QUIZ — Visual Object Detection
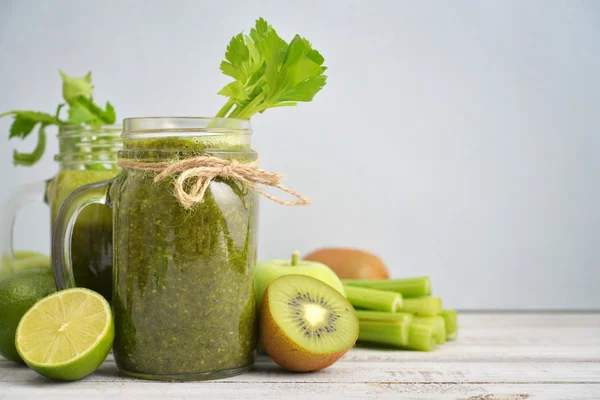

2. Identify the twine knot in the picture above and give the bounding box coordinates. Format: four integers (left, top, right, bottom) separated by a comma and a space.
117, 155, 310, 209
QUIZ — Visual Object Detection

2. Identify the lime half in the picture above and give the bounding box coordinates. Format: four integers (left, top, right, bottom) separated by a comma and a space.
15, 288, 114, 381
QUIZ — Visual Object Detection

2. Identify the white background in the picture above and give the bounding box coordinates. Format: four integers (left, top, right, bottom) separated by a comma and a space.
0, 0, 598, 309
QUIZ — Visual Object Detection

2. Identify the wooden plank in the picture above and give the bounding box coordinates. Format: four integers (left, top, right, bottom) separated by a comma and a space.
1, 382, 599, 400
245, 359, 599, 384
456, 329, 600, 345
457, 313, 600, 329
2, 356, 600, 384
348, 345, 600, 362
0, 313, 598, 400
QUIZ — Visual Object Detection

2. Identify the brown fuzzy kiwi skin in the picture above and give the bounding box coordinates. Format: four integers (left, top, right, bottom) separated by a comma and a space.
260, 284, 355, 372
303, 248, 389, 280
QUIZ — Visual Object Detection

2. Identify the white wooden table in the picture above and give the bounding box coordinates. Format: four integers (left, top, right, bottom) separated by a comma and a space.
1, 313, 599, 399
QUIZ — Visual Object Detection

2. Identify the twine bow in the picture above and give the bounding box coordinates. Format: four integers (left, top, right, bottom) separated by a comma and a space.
117, 156, 311, 209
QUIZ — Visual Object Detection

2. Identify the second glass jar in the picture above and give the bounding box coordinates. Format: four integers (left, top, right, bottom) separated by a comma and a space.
1, 124, 121, 299
48, 125, 121, 300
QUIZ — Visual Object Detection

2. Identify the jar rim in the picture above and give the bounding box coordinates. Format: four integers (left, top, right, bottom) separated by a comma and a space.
54, 151, 121, 166
122, 117, 252, 137
58, 124, 122, 138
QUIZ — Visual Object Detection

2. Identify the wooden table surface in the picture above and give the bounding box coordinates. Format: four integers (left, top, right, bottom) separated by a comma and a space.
1, 312, 599, 399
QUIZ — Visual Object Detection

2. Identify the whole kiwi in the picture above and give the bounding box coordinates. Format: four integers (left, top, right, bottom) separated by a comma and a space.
303, 248, 389, 280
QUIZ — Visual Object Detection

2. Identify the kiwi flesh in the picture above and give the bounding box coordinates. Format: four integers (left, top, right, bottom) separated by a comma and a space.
260, 274, 359, 372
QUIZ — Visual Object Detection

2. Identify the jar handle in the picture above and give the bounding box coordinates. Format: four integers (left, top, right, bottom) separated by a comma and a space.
52, 178, 115, 290
0, 179, 51, 279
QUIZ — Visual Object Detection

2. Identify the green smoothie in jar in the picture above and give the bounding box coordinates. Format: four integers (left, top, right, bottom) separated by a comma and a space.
109, 123, 258, 379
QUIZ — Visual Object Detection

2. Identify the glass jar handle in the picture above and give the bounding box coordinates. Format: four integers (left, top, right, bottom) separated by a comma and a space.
0, 180, 51, 279
52, 179, 115, 290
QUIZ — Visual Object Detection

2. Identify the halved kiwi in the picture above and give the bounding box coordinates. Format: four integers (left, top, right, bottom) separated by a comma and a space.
260, 274, 359, 372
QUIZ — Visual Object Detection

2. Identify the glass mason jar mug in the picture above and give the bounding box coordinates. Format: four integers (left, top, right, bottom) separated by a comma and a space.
53, 117, 259, 381
1, 124, 121, 300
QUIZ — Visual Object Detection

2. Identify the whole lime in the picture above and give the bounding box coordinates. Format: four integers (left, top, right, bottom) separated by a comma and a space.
0, 269, 56, 362
1, 251, 52, 281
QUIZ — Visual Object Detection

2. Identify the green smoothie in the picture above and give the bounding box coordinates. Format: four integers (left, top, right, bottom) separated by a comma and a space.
48, 169, 118, 300
111, 136, 258, 380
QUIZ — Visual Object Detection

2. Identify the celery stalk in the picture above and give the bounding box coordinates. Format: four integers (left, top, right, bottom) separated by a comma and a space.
441, 309, 458, 340
357, 314, 436, 351
355, 310, 413, 322
344, 285, 402, 312
412, 316, 446, 344
406, 324, 436, 351
398, 297, 442, 316
358, 319, 411, 347
355, 311, 413, 346
342, 277, 431, 298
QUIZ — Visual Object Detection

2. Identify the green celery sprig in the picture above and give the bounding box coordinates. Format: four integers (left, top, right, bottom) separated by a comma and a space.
0, 71, 116, 166
216, 18, 327, 120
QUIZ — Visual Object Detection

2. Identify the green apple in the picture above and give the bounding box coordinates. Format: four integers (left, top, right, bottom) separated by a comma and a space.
253, 251, 345, 309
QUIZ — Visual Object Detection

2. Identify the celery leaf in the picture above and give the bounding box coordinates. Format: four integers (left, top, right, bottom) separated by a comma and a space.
216, 18, 327, 119
60, 70, 93, 105
1, 71, 117, 166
